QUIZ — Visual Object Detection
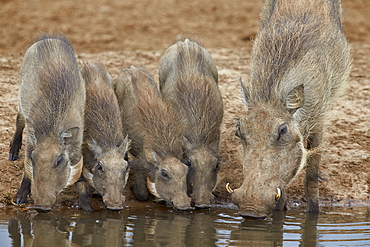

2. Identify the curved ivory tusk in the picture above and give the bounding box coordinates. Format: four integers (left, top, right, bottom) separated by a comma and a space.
226, 183, 234, 193
276, 188, 281, 201
24, 156, 33, 180
147, 177, 161, 199
66, 158, 84, 188
82, 166, 94, 188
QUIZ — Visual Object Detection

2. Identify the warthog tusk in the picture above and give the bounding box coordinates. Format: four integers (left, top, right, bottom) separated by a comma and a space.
226, 183, 234, 193
147, 177, 161, 199
276, 188, 281, 201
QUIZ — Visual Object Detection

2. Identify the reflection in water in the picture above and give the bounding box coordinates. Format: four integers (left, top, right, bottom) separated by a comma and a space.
301, 213, 319, 247
3, 206, 370, 246
229, 211, 286, 246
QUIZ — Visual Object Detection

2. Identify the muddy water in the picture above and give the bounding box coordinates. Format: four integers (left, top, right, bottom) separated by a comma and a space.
0, 203, 370, 246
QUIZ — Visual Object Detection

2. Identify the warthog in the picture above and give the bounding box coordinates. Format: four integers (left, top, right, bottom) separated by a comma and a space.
114, 66, 192, 210
9, 34, 85, 211
76, 62, 130, 211
227, 0, 351, 217
159, 39, 224, 208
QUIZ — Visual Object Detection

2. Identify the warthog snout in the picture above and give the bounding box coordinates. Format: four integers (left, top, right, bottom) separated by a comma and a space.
103, 193, 125, 210
172, 199, 193, 211
231, 184, 283, 218
31, 188, 56, 212
32, 199, 55, 212
189, 182, 215, 208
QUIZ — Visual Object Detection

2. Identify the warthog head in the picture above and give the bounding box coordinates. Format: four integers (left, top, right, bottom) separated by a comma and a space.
184, 144, 220, 208
83, 137, 130, 210
28, 127, 83, 211
229, 84, 308, 218
145, 150, 192, 211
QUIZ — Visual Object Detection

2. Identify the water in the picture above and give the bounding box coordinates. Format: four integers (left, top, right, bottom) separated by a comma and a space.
0, 204, 370, 246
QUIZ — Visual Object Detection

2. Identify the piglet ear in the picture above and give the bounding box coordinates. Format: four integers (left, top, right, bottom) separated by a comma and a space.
143, 147, 160, 167
118, 135, 131, 155
87, 138, 102, 158
240, 78, 250, 109
181, 136, 192, 154
286, 84, 304, 114
62, 127, 80, 146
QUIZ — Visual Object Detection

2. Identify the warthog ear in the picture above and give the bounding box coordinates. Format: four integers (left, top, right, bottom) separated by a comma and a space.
118, 135, 131, 155
181, 136, 192, 154
286, 84, 304, 114
62, 127, 80, 146
143, 147, 160, 167
240, 78, 250, 109
87, 138, 102, 158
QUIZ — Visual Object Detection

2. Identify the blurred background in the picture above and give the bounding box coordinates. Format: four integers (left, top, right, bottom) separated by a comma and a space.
0, 0, 369, 55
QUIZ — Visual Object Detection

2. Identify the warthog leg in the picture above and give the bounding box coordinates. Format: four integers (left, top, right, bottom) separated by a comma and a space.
305, 126, 323, 213
9, 112, 25, 161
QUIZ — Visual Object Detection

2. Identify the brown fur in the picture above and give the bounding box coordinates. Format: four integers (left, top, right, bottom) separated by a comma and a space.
232, 0, 351, 217
159, 39, 224, 208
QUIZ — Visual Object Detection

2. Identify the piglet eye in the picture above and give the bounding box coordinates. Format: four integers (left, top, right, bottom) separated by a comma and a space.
126, 161, 131, 172
56, 154, 67, 168
235, 129, 241, 138
30, 151, 35, 162
235, 119, 246, 142
160, 169, 170, 179
215, 159, 221, 172
277, 124, 288, 141
96, 162, 104, 173
235, 121, 241, 138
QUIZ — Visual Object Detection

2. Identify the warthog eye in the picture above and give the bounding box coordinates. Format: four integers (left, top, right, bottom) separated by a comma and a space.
55, 154, 67, 168
215, 159, 221, 172
125, 161, 131, 172
96, 162, 104, 173
235, 119, 246, 143
160, 169, 170, 180
277, 123, 288, 141
235, 121, 241, 138
29, 150, 35, 163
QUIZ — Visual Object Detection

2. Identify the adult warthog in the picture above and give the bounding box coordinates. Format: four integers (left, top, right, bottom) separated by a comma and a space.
227, 0, 351, 217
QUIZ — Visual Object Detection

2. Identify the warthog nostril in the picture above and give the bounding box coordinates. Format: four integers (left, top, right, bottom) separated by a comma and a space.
226, 182, 234, 193
275, 188, 281, 201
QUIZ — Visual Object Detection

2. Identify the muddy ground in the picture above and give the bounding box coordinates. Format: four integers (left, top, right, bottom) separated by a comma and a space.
0, 0, 369, 210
